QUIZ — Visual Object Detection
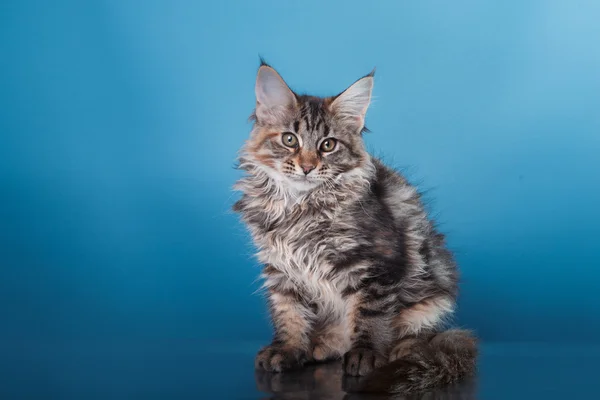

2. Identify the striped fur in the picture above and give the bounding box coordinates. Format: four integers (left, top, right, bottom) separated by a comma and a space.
233, 62, 477, 395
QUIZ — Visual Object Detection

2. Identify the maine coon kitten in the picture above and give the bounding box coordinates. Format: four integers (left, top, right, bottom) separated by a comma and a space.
233, 61, 477, 394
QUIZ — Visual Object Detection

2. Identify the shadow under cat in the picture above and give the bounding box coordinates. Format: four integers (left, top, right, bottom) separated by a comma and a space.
255, 361, 477, 400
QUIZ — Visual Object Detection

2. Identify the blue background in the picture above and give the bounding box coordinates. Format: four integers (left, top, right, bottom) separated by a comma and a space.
1, 0, 599, 350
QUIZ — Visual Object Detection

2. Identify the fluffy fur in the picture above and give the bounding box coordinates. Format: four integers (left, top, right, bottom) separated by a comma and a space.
233, 61, 477, 395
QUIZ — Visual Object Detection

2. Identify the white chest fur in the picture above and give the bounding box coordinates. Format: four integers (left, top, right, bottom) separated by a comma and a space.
252, 205, 353, 316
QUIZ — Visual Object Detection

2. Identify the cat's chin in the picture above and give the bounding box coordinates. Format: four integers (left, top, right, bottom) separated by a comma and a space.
285, 176, 320, 192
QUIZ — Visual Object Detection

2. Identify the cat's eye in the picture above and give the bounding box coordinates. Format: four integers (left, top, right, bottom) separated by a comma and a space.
282, 132, 298, 148
320, 138, 337, 153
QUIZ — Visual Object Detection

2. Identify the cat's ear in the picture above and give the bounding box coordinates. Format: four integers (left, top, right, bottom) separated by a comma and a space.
330, 71, 374, 132
255, 64, 297, 124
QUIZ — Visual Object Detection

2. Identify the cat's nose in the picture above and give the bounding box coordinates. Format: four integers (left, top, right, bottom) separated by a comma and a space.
301, 164, 316, 175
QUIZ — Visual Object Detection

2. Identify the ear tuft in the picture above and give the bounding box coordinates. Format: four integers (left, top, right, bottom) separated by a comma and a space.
258, 55, 270, 68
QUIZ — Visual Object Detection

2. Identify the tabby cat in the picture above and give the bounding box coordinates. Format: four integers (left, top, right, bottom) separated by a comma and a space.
233, 61, 477, 394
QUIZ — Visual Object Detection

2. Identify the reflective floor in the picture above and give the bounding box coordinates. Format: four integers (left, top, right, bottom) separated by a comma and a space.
2, 340, 599, 399
255, 361, 477, 400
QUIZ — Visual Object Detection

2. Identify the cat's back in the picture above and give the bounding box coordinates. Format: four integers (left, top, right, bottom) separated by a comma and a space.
367, 157, 428, 226
368, 156, 459, 294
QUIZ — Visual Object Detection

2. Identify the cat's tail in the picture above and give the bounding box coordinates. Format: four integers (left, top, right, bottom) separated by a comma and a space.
351, 329, 478, 395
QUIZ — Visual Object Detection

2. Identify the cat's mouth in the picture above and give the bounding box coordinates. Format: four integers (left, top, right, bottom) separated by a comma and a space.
289, 174, 312, 181
289, 174, 320, 184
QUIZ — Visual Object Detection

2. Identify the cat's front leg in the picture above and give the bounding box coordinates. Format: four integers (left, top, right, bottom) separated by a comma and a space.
256, 274, 314, 372
311, 322, 349, 362
342, 293, 389, 376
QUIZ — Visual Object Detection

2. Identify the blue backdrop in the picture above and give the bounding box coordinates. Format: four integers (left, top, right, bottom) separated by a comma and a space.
1, 0, 599, 346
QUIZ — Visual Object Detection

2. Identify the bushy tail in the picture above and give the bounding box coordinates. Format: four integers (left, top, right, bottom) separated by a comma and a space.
353, 329, 478, 395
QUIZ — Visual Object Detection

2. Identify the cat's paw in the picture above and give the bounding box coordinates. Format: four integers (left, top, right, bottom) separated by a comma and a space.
389, 337, 428, 362
255, 344, 307, 372
343, 347, 386, 376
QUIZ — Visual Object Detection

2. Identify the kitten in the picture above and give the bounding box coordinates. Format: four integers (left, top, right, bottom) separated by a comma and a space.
233, 61, 477, 395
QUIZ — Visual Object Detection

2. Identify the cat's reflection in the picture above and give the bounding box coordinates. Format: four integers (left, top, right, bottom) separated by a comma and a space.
255, 362, 477, 400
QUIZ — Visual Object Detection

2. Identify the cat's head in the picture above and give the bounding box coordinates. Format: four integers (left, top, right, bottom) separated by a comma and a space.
243, 61, 374, 192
